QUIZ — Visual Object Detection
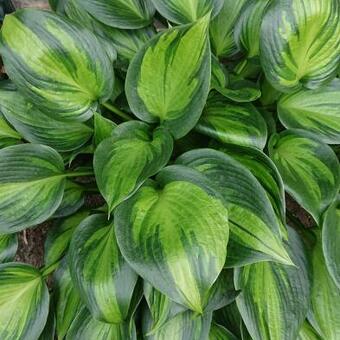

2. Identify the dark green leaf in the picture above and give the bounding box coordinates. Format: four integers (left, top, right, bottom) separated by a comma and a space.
0, 233, 17, 263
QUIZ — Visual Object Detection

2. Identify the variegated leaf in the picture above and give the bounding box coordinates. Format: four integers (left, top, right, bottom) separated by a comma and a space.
309, 231, 340, 340
260, 0, 340, 92
196, 95, 267, 149
66, 306, 137, 340
278, 78, 340, 144
177, 149, 292, 266
0, 9, 114, 121
209, 0, 248, 57
126, 17, 211, 139
94, 121, 173, 214
235, 227, 310, 340
269, 130, 340, 224
0, 84, 93, 152
143, 308, 212, 340
0, 144, 66, 233
74, 0, 155, 29
94, 112, 117, 147
209, 323, 238, 340
150, 0, 223, 24
298, 321, 321, 340
115, 165, 229, 313
69, 214, 138, 323
0, 233, 17, 263
0, 112, 20, 149
44, 210, 89, 267
0, 263, 49, 340
234, 0, 271, 59
322, 196, 340, 288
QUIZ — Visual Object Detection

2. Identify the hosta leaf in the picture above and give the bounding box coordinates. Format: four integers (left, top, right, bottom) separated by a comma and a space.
69, 214, 138, 323
0, 144, 66, 233
0, 233, 17, 263
0, 263, 49, 340
278, 78, 340, 144
298, 321, 321, 340
0, 9, 114, 121
209, 323, 238, 340
66, 306, 136, 340
53, 181, 85, 218
234, 0, 270, 59
94, 113, 117, 147
309, 231, 340, 340
126, 17, 211, 139
143, 308, 212, 340
260, 0, 340, 92
75, 0, 155, 29
44, 210, 89, 267
65, 0, 155, 63
269, 130, 340, 224
209, 0, 248, 57
94, 121, 173, 213
0, 86, 93, 152
115, 165, 229, 313
211, 56, 229, 89
0, 114, 20, 148
216, 144, 286, 223
39, 301, 56, 340
196, 96, 267, 149
322, 196, 340, 288
177, 149, 291, 266
150, 0, 223, 24
235, 227, 310, 340
54, 263, 84, 339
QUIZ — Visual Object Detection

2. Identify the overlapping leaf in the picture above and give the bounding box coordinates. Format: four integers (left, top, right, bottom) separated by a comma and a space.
126, 17, 211, 139
322, 196, 340, 288
0, 9, 114, 121
150, 0, 223, 24
269, 130, 340, 224
69, 214, 138, 323
177, 149, 291, 266
309, 231, 340, 340
196, 96, 267, 149
94, 112, 117, 147
278, 78, 340, 144
298, 321, 321, 340
0, 84, 93, 152
94, 121, 173, 213
209, 323, 238, 340
0, 144, 66, 233
115, 165, 229, 313
260, 0, 340, 92
74, 0, 155, 29
235, 227, 310, 340
0, 263, 49, 340
209, 0, 248, 57
0, 114, 20, 149
0, 234, 17, 263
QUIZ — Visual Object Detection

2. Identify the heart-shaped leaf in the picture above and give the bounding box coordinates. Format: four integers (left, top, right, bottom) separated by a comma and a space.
177, 149, 292, 266
322, 196, 340, 288
196, 96, 267, 149
209, 0, 248, 57
150, 0, 223, 24
94, 121, 173, 214
269, 130, 340, 224
0, 263, 49, 340
126, 16, 211, 139
0, 144, 66, 233
0, 233, 17, 263
74, 0, 155, 29
309, 231, 340, 340
278, 78, 340, 144
69, 214, 138, 323
0, 84, 93, 152
0, 9, 114, 121
115, 165, 229, 313
235, 227, 310, 340
260, 0, 340, 92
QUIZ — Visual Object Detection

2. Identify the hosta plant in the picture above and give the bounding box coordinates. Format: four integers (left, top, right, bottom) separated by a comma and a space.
0, 0, 339, 339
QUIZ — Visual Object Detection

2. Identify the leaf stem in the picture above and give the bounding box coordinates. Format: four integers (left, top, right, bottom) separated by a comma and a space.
41, 261, 61, 278
102, 102, 133, 121
65, 170, 94, 178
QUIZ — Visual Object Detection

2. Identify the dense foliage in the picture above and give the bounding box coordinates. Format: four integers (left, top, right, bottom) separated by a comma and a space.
0, 0, 339, 339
